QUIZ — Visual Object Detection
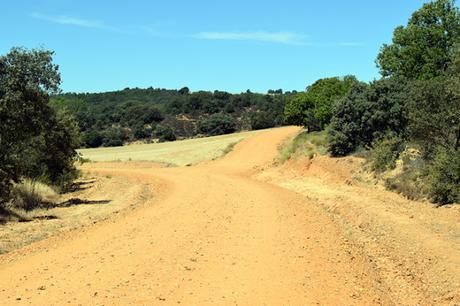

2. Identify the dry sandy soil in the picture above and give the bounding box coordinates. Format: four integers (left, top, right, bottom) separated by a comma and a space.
0, 126, 459, 305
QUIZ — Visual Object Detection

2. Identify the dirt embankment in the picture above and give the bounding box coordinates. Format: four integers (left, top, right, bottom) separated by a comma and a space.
0, 126, 459, 305
258, 154, 460, 305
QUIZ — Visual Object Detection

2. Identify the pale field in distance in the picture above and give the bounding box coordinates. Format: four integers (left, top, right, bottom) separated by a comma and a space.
78, 130, 262, 166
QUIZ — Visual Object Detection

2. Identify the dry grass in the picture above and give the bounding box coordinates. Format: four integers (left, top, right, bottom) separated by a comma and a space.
11, 179, 59, 211
277, 130, 328, 164
0, 175, 154, 253
78, 130, 261, 166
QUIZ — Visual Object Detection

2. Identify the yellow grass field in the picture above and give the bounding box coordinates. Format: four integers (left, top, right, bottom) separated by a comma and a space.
78, 130, 262, 166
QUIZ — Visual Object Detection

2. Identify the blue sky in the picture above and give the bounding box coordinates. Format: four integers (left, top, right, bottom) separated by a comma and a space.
2, 0, 429, 93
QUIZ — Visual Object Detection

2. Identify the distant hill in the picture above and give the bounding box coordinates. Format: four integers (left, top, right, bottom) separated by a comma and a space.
51, 87, 295, 148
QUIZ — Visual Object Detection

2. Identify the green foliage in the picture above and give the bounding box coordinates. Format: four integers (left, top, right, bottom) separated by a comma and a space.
102, 127, 128, 147
133, 123, 152, 140
250, 111, 277, 130
20, 110, 81, 190
406, 46, 460, 158
55, 87, 289, 147
284, 93, 316, 126
84, 130, 104, 148
284, 76, 358, 131
0, 47, 62, 206
370, 135, 405, 173
407, 77, 458, 156
198, 113, 236, 136
154, 125, 176, 142
377, 0, 460, 80
427, 147, 460, 204
328, 78, 408, 156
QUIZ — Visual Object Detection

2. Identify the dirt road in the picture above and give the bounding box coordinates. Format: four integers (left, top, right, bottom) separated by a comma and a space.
0, 127, 459, 305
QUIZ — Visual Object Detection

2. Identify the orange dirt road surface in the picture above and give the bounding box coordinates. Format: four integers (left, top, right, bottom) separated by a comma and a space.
0, 126, 459, 305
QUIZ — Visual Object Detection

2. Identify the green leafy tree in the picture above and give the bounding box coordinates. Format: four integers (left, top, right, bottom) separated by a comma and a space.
198, 113, 236, 136
21, 110, 81, 190
0, 47, 61, 205
428, 147, 460, 204
250, 111, 277, 130
178, 86, 190, 95
284, 76, 357, 131
328, 78, 408, 156
407, 47, 460, 156
377, 0, 460, 80
84, 129, 104, 148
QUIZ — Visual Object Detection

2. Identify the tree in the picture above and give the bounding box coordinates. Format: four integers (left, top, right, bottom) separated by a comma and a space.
154, 125, 176, 142
0, 47, 61, 205
284, 93, 317, 128
250, 111, 276, 130
198, 113, 236, 136
21, 110, 81, 190
328, 78, 408, 156
178, 86, 190, 95
84, 129, 104, 148
284, 76, 358, 131
406, 46, 460, 157
377, 0, 460, 80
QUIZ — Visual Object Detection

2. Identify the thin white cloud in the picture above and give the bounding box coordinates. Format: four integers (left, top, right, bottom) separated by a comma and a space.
194, 31, 308, 45
30, 12, 118, 31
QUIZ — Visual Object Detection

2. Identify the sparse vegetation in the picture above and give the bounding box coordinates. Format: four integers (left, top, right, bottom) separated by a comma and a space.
11, 179, 58, 211
278, 130, 328, 163
384, 150, 429, 200
370, 135, 405, 173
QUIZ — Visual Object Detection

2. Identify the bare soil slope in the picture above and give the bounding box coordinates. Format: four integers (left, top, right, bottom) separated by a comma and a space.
0, 127, 459, 305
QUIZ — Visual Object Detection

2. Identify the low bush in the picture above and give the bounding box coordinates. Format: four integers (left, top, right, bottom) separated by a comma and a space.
370, 135, 404, 173
278, 130, 328, 163
250, 111, 276, 130
11, 179, 58, 211
154, 125, 176, 142
384, 151, 428, 200
427, 147, 460, 205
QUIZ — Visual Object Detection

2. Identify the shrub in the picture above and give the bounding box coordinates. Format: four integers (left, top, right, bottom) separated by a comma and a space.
11, 179, 58, 211
278, 130, 328, 163
154, 125, 176, 142
370, 135, 404, 173
102, 127, 128, 147
84, 130, 104, 148
384, 151, 428, 200
250, 111, 276, 130
427, 147, 460, 204
328, 78, 407, 156
133, 124, 152, 139
198, 113, 236, 136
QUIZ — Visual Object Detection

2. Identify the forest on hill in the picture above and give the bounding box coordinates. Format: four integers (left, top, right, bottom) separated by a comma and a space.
52, 87, 293, 147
